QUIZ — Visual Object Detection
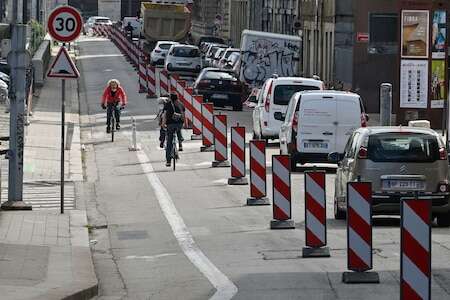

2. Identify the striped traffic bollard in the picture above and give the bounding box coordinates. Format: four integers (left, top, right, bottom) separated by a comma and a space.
158, 68, 170, 97
138, 54, 147, 93
177, 80, 192, 129
146, 64, 156, 98
270, 155, 295, 229
191, 95, 203, 140
247, 140, 270, 206
342, 181, 379, 284
302, 171, 330, 257
401, 196, 431, 300
212, 115, 230, 168
200, 103, 215, 152
228, 125, 248, 185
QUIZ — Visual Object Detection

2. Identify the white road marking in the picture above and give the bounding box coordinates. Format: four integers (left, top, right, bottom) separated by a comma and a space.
135, 143, 238, 300
124, 253, 177, 261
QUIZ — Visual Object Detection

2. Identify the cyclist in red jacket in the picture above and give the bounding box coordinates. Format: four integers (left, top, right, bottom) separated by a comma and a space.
101, 79, 127, 133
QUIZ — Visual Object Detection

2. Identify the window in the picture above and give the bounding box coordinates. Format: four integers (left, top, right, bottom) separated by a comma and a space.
368, 133, 439, 162
173, 47, 200, 58
159, 44, 173, 50
273, 84, 320, 105
203, 71, 236, 80
345, 133, 360, 158
368, 13, 398, 55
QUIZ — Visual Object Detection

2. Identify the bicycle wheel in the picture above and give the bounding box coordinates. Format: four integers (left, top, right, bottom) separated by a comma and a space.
111, 116, 115, 142
172, 137, 177, 171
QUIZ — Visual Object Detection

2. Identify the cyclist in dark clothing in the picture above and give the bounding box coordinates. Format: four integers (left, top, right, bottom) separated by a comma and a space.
162, 93, 185, 167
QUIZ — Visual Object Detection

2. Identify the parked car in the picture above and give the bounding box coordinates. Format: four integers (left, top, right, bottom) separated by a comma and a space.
211, 48, 226, 68
204, 44, 227, 67
150, 41, 179, 66
165, 44, 202, 73
197, 36, 226, 47
329, 126, 450, 226
218, 48, 240, 69
83, 16, 100, 34
193, 68, 244, 111
0, 79, 8, 104
252, 76, 324, 141
94, 17, 113, 27
280, 91, 367, 169
223, 52, 240, 71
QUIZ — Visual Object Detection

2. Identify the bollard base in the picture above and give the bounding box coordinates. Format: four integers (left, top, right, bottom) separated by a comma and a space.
302, 246, 330, 258
146, 94, 156, 99
1, 200, 32, 211
270, 219, 295, 229
200, 145, 215, 152
129, 146, 140, 151
342, 271, 380, 284
212, 160, 230, 168
191, 135, 202, 140
247, 197, 270, 206
228, 177, 248, 185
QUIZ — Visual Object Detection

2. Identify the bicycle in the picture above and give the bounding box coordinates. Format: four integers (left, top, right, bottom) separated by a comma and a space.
107, 103, 123, 142
171, 132, 179, 171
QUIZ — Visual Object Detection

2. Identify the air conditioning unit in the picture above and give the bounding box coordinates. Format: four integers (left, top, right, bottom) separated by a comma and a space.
1, 39, 11, 59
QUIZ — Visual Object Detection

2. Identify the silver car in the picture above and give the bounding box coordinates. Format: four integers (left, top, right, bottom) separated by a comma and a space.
329, 126, 450, 227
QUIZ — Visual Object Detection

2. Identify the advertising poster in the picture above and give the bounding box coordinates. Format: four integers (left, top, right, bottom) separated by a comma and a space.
431, 60, 446, 108
401, 10, 429, 58
432, 11, 447, 59
400, 60, 428, 108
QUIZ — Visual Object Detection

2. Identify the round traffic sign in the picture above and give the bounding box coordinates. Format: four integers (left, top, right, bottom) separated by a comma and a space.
47, 6, 83, 43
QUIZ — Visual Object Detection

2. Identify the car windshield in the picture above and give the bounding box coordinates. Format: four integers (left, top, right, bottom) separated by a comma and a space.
203, 71, 236, 80
173, 47, 199, 57
225, 50, 239, 59
159, 44, 173, 50
273, 84, 320, 105
368, 133, 440, 162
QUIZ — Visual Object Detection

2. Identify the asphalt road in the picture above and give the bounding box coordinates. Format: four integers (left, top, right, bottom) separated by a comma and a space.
77, 36, 450, 300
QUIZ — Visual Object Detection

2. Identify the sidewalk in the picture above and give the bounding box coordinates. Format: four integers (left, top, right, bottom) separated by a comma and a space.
0, 47, 98, 299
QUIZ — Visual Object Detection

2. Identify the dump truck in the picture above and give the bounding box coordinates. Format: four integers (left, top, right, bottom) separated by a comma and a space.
141, 1, 191, 51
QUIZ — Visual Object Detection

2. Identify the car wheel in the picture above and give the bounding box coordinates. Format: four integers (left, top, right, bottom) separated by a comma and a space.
436, 211, 450, 227
334, 197, 346, 220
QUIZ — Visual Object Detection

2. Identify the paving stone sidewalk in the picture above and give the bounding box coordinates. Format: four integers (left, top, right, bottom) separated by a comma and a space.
0, 47, 98, 299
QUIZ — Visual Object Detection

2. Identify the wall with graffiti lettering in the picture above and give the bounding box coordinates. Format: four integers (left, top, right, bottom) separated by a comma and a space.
240, 32, 301, 87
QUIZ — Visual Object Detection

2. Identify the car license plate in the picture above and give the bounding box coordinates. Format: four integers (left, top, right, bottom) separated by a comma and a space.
382, 180, 425, 191
212, 94, 228, 100
304, 142, 328, 149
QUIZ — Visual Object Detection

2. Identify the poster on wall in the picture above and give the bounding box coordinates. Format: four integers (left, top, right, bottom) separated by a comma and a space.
400, 60, 429, 108
431, 60, 446, 108
401, 10, 429, 58
432, 10, 447, 59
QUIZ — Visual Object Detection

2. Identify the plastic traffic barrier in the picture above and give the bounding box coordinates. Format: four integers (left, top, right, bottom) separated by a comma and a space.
303, 171, 330, 257
270, 155, 295, 229
342, 181, 379, 283
247, 140, 270, 205
228, 125, 248, 185
212, 114, 230, 167
200, 103, 214, 152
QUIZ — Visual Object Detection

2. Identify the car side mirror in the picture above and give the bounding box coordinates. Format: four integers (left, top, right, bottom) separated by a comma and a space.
328, 152, 343, 164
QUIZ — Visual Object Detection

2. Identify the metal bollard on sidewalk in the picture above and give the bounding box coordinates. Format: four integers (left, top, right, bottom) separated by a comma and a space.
129, 117, 139, 151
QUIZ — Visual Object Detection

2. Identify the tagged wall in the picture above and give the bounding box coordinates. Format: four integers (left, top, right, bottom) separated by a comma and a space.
240, 33, 301, 87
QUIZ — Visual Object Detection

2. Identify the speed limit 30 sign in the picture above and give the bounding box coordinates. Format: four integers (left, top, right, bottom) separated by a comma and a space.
48, 6, 83, 43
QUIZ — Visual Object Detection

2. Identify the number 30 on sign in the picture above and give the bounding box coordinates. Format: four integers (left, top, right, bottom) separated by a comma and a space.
47, 6, 83, 43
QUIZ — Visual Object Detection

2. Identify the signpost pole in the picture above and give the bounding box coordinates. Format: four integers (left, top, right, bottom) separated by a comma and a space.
61, 78, 65, 214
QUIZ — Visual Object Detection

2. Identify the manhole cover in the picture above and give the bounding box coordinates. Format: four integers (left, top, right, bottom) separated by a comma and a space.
116, 230, 149, 240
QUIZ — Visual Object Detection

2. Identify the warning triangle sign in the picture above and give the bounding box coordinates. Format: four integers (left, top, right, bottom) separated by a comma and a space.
47, 47, 80, 79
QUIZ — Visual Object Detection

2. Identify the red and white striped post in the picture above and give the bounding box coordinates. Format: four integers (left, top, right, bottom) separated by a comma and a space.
191, 95, 203, 140
138, 52, 147, 93
401, 197, 431, 300
212, 115, 230, 168
247, 140, 270, 206
201, 103, 215, 152
158, 68, 170, 97
183, 86, 193, 130
303, 171, 330, 257
343, 181, 379, 283
270, 155, 295, 229
228, 125, 248, 185
146, 64, 156, 98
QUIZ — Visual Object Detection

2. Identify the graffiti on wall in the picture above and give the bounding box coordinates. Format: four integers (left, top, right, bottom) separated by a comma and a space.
240, 38, 300, 87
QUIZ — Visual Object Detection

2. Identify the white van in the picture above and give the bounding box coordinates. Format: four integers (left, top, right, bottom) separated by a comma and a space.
280, 91, 367, 169
252, 76, 324, 140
